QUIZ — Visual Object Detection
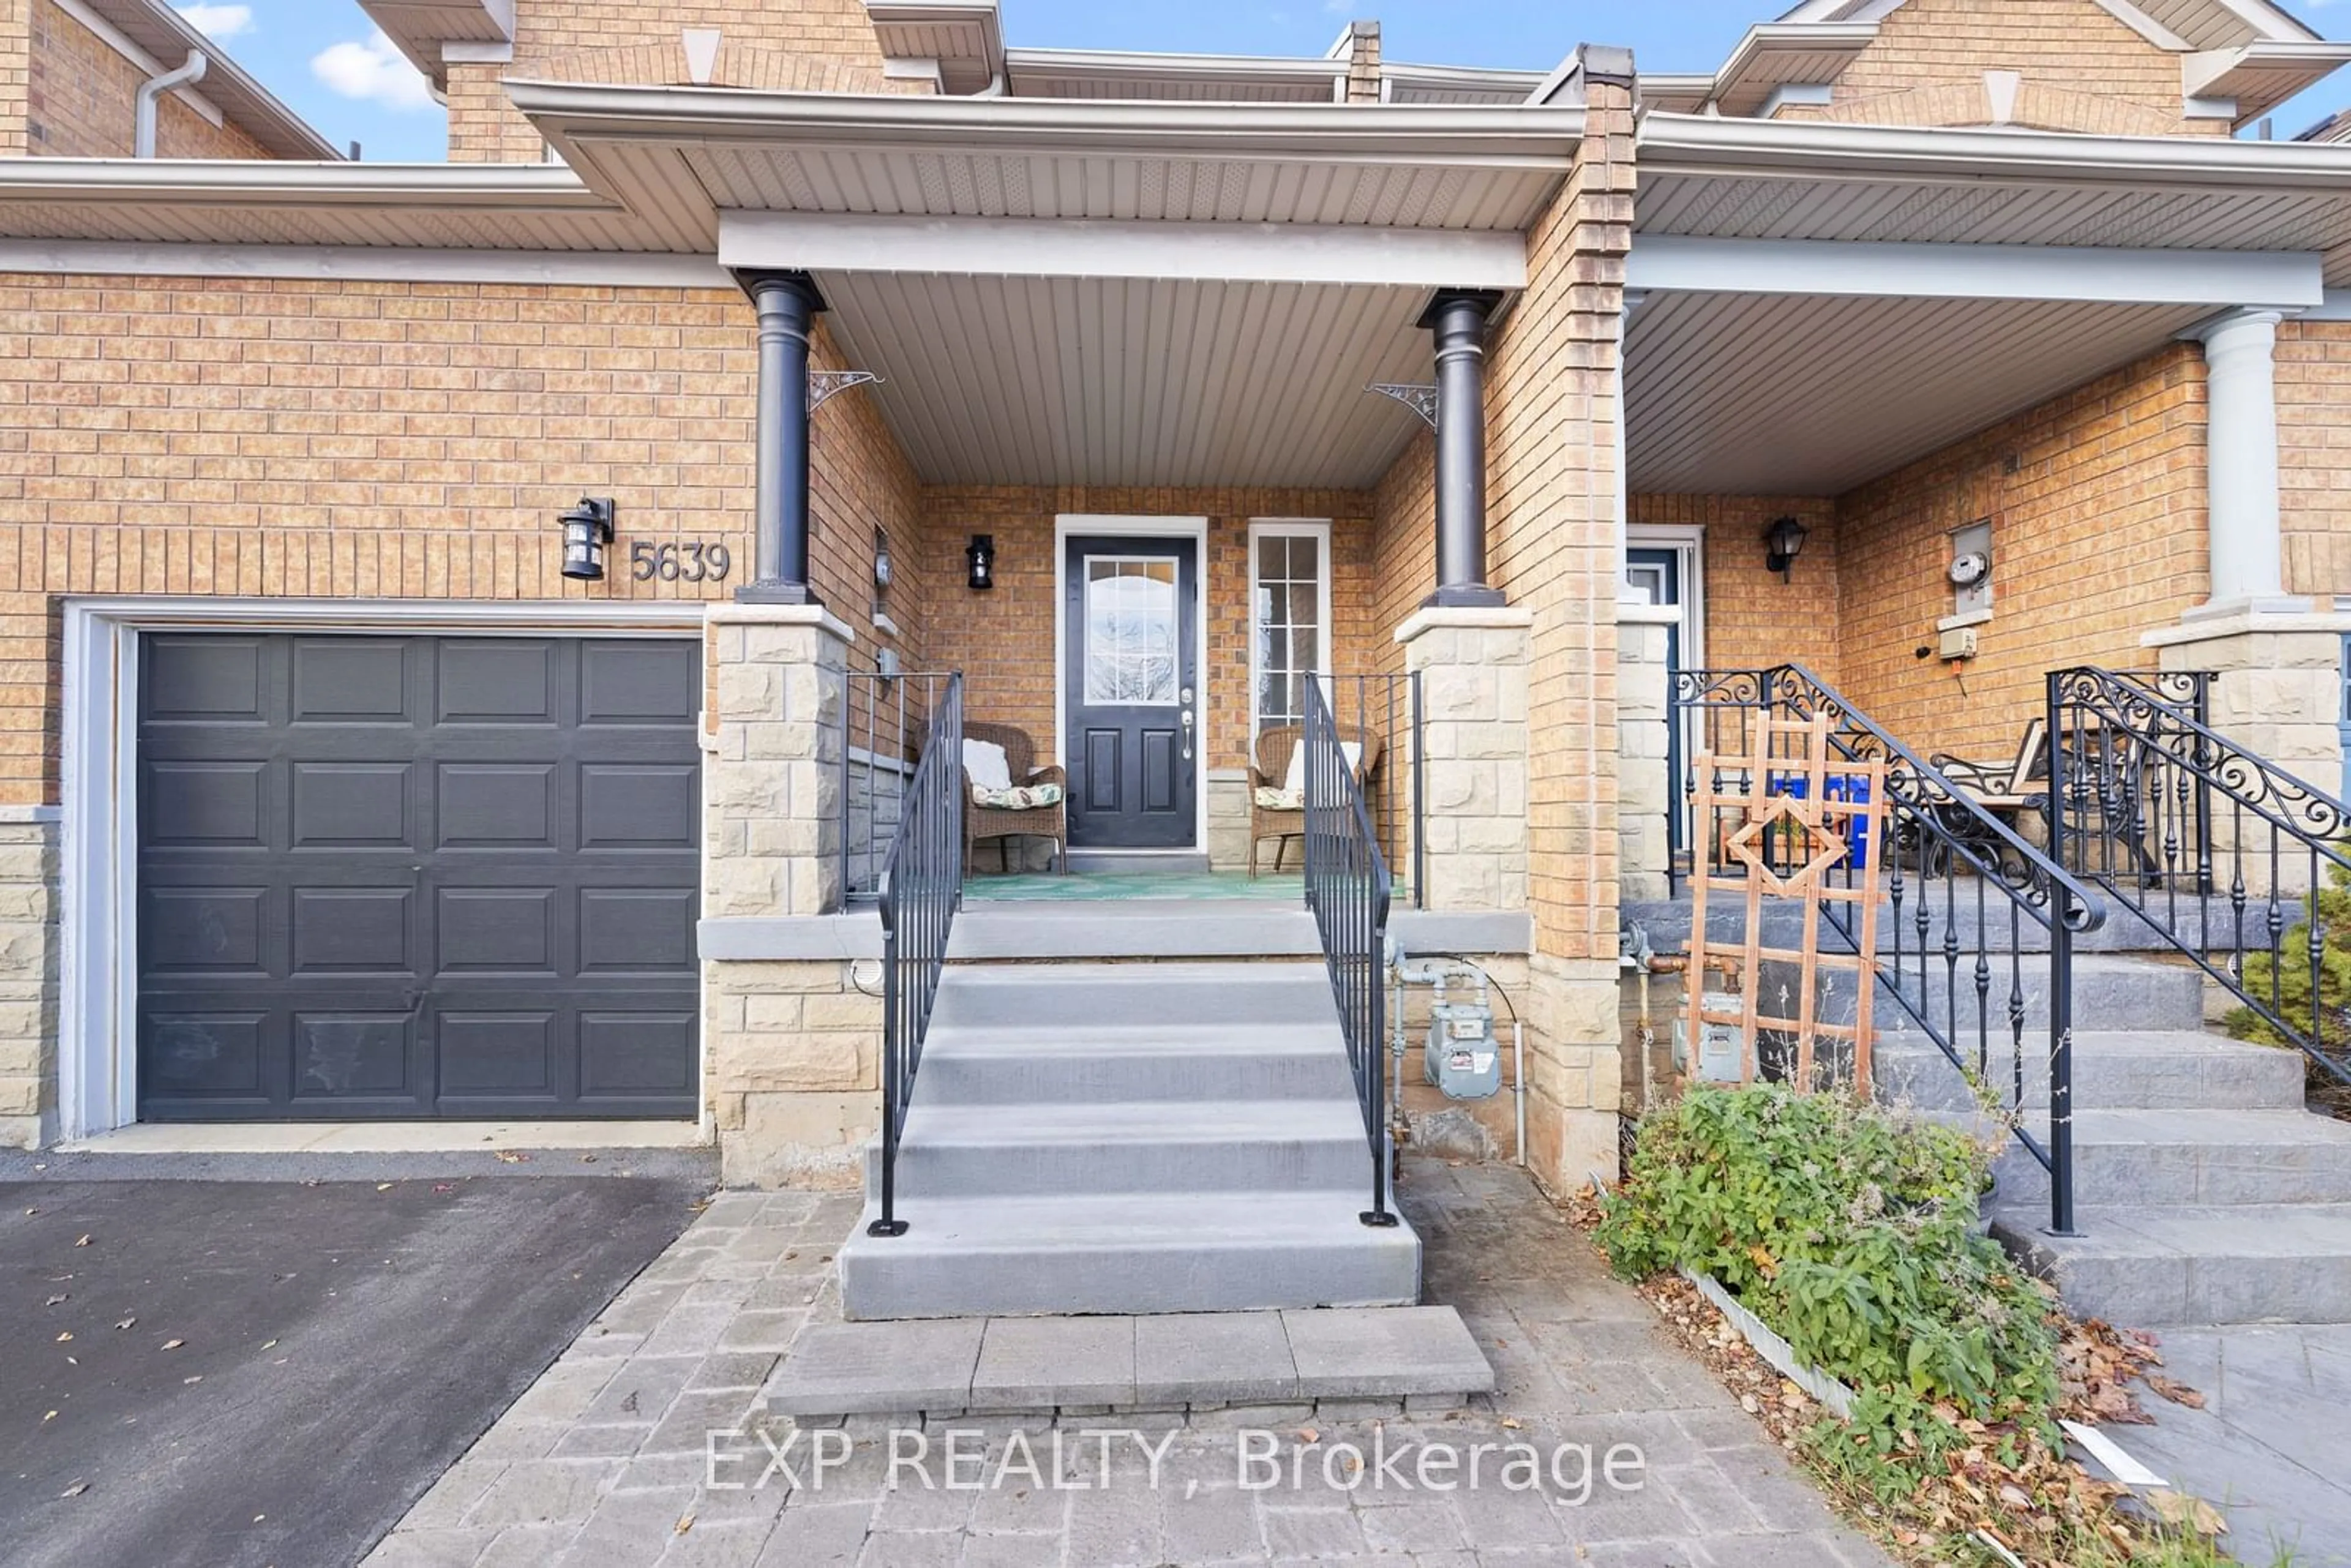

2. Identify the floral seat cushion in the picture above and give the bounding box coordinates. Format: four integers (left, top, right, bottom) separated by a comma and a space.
972, 781, 1065, 810
1253, 786, 1305, 811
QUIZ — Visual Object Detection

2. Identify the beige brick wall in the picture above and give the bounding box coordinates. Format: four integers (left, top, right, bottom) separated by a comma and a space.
0, 0, 27, 157
24, 0, 272, 159
1793, 0, 2215, 135
2277, 320, 2351, 598
1835, 345, 2207, 759
451, 0, 894, 161
0, 275, 923, 806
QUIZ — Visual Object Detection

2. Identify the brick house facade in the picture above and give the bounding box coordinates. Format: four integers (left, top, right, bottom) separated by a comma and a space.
0, 0, 2341, 1222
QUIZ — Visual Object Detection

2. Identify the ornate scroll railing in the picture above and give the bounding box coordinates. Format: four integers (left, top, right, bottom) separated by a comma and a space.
2050, 666, 2350, 1088
1670, 665, 2108, 1236
864, 673, 964, 1239
1302, 677, 1398, 1228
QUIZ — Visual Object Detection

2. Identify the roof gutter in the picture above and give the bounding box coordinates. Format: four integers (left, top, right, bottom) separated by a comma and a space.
1637, 110, 2351, 190
134, 49, 205, 159
0, 158, 617, 211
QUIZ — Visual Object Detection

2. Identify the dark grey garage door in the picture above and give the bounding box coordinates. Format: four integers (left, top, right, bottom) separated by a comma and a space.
137, 634, 702, 1121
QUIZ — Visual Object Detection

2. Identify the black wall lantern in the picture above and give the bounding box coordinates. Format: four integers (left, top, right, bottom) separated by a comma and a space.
559, 497, 616, 581
966, 533, 996, 591
1764, 515, 1809, 582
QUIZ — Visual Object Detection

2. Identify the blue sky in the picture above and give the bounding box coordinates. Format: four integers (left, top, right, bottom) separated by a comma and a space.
176, 1, 2351, 164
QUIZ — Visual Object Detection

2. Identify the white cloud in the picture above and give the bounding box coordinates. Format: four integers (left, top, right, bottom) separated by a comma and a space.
311, 29, 436, 111
174, 3, 252, 38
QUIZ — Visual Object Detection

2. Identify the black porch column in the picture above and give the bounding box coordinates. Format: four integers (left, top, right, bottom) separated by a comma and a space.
738, 270, 826, 604
1421, 289, 1506, 609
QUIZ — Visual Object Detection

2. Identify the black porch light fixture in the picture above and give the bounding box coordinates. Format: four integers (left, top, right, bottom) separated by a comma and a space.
966, 533, 997, 591
1764, 516, 1809, 582
559, 497, 616, 581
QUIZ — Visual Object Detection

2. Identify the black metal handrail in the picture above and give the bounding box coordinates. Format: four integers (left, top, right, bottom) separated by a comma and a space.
1305, 672, 1426, 909
2050, 665, 2351, 1088
866, 672, 964, 1239
838, 665, 954, 902
1301, 677, 1398, 1228
1670, 665, 2108, 1236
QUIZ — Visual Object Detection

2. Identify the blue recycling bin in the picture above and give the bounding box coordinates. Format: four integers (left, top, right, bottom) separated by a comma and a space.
1763, 772, 1873, 871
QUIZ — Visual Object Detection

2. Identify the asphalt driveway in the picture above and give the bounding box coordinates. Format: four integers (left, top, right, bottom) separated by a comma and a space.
0, 1168, 710, 1568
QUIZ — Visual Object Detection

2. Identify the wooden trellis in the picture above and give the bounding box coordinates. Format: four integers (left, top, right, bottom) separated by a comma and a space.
1686, 711, 1887, 1093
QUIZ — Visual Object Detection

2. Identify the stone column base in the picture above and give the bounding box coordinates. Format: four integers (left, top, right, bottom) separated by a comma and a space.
0, 811, 58, 1150
1396, 606, 1532, 912
1617, 604, 1678, 906
1520, 955, 1624, 1198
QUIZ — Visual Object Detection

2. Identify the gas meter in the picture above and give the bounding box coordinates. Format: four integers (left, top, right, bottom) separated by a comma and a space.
1423, 975, 1501, 1100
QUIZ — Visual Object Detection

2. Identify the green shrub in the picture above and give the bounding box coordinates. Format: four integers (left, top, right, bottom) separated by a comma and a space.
1596, 1085, 2058, 1430
2227, 859, 2351, 1057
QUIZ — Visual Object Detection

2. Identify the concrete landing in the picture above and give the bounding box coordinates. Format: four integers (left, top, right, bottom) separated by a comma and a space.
765, 1305, 1496, 1420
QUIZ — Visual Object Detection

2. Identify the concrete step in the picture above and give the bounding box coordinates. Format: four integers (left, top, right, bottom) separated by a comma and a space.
866, 1099, 1375, 1198
917, 1021, 1357, 1105
1848, 955, 2207, 1038
928, 961, 1338, 1030
1875, 1030, 2306, 1114
1991, 1202, 2351, 1326
1987, 1107, 2351, 1208
836, 1190, 1422, 1319
768, 1305, 1493, 1417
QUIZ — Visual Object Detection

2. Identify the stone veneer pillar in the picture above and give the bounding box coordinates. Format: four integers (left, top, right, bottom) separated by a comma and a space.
1396, 606, 1531, 911
2148, 607, 2349, 898
1616, 604, 1678, 904
0, 809, 59, 1149
703, 605, 882, 1187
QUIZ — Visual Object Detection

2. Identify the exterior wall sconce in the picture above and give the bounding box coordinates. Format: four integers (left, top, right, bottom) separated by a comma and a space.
559, 497, 616, 581
873, 530, 894, 593
966, 533, 996, 591
1764, 516, 1809, 582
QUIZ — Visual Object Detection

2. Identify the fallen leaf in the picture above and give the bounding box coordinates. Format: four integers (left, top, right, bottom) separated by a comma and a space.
182, 1376, 201, 1386
61, 1481, 88, 1498
2147, 1375, 2205, 1409
260, 1340, 277, 1351
114, 1319, 134, 1331
1295, 1427, 1319, 1444
160, 1339, 184, 1351
375, 1183, 393, 1192
1499, 1416, 1523, 1430
2145, 1490, 2229, 1537
54, 1332, 72, 1343
72, 1235, 90, 1248
673, 1513, 694, 1535
43, 1294, 66, 1307
42, 1410, 56, 1423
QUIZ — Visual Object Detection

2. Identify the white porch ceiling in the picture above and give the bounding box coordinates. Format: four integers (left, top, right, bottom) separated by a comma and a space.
1625, 291, 2210, 495
818, 273, 1431, 488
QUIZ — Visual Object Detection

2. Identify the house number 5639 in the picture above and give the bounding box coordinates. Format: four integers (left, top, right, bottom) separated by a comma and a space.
629, 541, 733, 582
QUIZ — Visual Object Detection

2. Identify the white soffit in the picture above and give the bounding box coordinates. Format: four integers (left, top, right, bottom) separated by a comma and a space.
1625, 291, 2210, 495
818, 273, 1431, 488
358, 0, 515, 84
719, 212, 1527, 289
1627, 235, 2322, 307
866, 1, 1003, 96
1003, 48, 1346, 102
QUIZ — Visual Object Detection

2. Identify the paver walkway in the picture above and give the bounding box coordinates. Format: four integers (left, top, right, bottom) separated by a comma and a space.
366, 1158, 1891, 1566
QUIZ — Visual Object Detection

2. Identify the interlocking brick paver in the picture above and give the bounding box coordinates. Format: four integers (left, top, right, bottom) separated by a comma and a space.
369, 1166, 1895, 1566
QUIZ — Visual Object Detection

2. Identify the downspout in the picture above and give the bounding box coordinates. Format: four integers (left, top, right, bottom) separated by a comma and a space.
135, 50, 208, 159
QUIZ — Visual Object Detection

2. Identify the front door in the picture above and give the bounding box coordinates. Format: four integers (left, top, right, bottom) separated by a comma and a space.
1063, 535, 1199, 849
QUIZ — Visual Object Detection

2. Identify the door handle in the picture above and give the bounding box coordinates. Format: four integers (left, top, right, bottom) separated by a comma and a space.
1180, 708, 1194, 762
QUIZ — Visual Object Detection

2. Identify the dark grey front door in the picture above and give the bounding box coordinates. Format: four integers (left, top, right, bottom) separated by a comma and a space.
1063, 535, 1199, 850
136, 634, 702, 1121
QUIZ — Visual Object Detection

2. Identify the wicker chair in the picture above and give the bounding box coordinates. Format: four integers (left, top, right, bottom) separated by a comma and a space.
1247, 724, 1384, 877
963, 721, 1067, 875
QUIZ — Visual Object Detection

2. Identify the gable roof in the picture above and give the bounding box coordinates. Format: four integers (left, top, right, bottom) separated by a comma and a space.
78, 0, 342, 159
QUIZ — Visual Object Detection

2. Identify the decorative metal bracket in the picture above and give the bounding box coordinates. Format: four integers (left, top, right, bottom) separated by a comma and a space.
808, 369, 884, 413
1367, 381, 1439, 430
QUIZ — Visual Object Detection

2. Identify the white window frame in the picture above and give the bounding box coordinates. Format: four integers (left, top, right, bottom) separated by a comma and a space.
57, 598, 708, 1142
1246, 519, 1335, 760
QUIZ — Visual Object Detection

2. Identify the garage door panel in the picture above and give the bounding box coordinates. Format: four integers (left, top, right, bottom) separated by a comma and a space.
580, 640, 699, 725
437, 1011, 557, 1097
143, 1010, 269, 1098
437, 763, 557, 849
579, 887, 696, 973
290, 887, 415, 975
437, 887, 558, 976
579, 1011, 697, 1097
290, 639, 411, 724
438, 642, 557, 724
146, 760, 269, 847
144, 637, 267, 724
580, 763, 697, 850
292, 762, 413, 848
138, 634, 702, 1122
143, 887, 269, 973
293, 1013, 418, 1098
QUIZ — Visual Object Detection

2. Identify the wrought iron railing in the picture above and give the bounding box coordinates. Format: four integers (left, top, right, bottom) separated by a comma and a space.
1308, 672, 1425, 908
838, 665, 954, 902
1301, 677, 1398, 1228
865, 673, 964, 1239
2050, 666, 2350, 1089
1670, 666, 2108, 1236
